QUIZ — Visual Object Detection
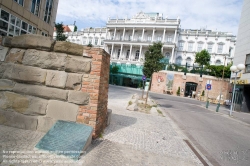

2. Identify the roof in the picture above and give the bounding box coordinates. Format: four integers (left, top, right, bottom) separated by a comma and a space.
54, 25, 72, 32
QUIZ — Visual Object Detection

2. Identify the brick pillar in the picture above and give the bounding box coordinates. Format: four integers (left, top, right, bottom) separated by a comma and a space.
77, 47, 110, 139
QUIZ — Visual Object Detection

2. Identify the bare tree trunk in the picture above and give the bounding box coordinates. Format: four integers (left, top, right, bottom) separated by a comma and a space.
141, 81, 145, 99
145, 75, 153, 108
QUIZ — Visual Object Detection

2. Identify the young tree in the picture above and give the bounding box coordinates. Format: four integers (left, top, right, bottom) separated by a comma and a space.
74, 25, 77, 32
55, 22, 67, 41
195, 49, 211, 66
143, 42, 165, 105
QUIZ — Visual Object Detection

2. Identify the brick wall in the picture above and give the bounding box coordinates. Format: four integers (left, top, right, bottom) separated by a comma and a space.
151, 71, 231, 101
0, 34, 110, 138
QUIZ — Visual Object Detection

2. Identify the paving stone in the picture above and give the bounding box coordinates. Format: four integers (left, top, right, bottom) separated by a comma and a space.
0, 79, 15, 91
68, 91, 89, 104
23, 49, 67, 70
45, 70, 68, 88
65, 73, 82, 90
5, 48, 25, 64
13, 83, 68, 101
65, 55, 91, 73
0, 46, 9, 62
46, 100, 79, 122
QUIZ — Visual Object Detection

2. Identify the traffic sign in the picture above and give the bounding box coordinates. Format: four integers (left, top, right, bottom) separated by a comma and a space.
206, 84, 212, 90
142, 75, 146, 81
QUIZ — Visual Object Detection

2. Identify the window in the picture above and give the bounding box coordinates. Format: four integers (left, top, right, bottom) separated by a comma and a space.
188, 43, 193, 52
109, 49, 111, 54
207, 44, 213, 53
246, 54, 250, 73
147, 35, 152, 42
44, 0, 53, 23
28, 25, 33, 33
135, 50, 140, 60
197, 43, 203, 52
88, 37, 92, 44
10, 15, 16, 25
16, 18, 21, 27
15, 27, 20, 35
0, 30, 7, 36
1, 10, 9, 22
157, 36, 162, 41
166, 36, 172, 43
32, 27, 37, 34
22, 21, 28, 31
117, 49, 121, 58
186, 57, 191, 65
0, 20, 8, 31
14, 0, 24, 6
176, 56, 182, 65
8, 25, 15, 35
94, 37, 98, 45
178, 42, 184, 51
215, 60, 221, 65
126, 50, 130, 60
101, 38, 104, 45
82, 37, 87, 44
165, 52, 170, 59
129, 35, 132, 41
217, 44, 223, 53
31, 0, 41, 16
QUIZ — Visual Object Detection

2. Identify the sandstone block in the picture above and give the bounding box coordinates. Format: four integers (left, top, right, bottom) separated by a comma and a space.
54, 41, 84, 56
0, 110, 38, 130
0, 79, 15, 91
46, 70, 68, 88
2, 34, 54, 51
0, 46, 9, 61
10, 64, 47, 83
68, 91, 90, 104
1, 36, 12, 47
37, 117, 57, 132
0, 63, 13, 79
65, 73, 82, 90
13, 83, 68, 101
0, 91, 48, 115
5, 48, 25, 63
22, 49, 67, 70
46, 100, 78, 122
65, 55, 91, 73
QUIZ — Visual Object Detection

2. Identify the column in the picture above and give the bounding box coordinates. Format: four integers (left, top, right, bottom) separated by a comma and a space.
129, 45, 133, 61
122, 27, 125, 41
170, 47, 175, 63
139, 45, 142, 61
113, 27, 116, 40
142, 28, 145, 41
105, 28, 108, 39
119, 44, 123, 60
162, 28, 166, 43
132, 28, 135, 41
111, 43, 114, 58
152, 28, 155, 42
173, 29, 177, 43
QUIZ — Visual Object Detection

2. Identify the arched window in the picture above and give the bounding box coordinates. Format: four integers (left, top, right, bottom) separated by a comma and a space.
101, 38, 104, 45
117, 49, 120, 58
176, 56, 182, 65
89, 37, 93, 44
165, 52, 171, 59
157, 36, 162, 41
186, 57, 191, 65
215, 59, 221, 65
94, 37, 98, 45
135, 50, 140, 60
126, 50, 130, 60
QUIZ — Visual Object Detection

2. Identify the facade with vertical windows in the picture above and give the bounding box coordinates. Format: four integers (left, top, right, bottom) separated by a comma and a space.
231, 0, 250, 112
0, 0, 59, 37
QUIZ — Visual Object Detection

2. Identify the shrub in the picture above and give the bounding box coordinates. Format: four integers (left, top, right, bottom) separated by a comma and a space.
176, 87, 180, 96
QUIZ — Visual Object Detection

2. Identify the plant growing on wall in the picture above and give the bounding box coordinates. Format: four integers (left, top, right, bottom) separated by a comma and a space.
176, 87, 180, 96
201, 90, 205, 96
55, 22, 67, 41
143, 42, 165, 106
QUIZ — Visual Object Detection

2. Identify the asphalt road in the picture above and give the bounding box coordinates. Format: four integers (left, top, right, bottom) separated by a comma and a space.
109, 85, 250, 166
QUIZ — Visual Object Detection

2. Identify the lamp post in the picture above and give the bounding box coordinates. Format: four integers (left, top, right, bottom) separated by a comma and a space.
229, 64, 245, 116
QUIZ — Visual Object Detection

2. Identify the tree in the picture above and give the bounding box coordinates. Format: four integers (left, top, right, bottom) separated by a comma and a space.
143, 42, 165, 105
205, 63, 232, 78
195, 49, 211, 66
111, 66, 119, 74
74, 25, 77, 32
55, 22, 67, 41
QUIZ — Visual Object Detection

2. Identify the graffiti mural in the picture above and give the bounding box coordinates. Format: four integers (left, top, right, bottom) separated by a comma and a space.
166, 73, 174, 90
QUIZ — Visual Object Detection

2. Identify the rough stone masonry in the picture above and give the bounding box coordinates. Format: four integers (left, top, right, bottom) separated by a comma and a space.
0, 34, 110, 138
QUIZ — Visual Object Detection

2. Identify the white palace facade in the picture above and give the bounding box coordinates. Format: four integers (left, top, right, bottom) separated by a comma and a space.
64, 12, 236, 67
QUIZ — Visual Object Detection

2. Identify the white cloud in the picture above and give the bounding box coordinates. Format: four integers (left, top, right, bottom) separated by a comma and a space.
56, 0, 243, 35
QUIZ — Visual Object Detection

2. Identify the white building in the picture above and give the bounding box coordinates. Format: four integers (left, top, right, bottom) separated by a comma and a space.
64, 12, 236, 67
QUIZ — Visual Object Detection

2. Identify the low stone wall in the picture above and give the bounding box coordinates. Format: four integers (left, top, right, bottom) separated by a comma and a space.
151, 71, 231, 101
0, 34, 110, 138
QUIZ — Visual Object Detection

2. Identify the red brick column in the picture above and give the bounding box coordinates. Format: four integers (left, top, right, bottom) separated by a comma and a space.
77, 47, 110, 139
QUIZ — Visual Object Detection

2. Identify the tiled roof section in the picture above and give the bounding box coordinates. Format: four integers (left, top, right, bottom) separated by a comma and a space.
54, 25, 72, 32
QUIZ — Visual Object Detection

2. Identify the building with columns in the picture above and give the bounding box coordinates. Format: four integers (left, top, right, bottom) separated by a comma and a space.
64, 12, 236, 87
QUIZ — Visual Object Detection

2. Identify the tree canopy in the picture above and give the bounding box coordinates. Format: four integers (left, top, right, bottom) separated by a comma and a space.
195, 49, 211, 66
55, 22, 67, 41
205, 63, 232, 78
143, 42, 165, 78
74, 25, 77, 32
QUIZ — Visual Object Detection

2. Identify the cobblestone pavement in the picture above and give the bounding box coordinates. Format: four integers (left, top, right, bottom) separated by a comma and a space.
0, 91, 203, 166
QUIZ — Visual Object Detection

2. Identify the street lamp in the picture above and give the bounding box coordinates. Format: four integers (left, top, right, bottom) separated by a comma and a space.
229, 64, 245, 116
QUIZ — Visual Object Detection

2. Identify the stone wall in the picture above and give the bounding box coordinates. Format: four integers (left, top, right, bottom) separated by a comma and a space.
0, 34, 110, 138
151, 71, 231, 101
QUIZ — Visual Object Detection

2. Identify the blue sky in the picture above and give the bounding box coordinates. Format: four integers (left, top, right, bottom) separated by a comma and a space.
56, 0, 243, 35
